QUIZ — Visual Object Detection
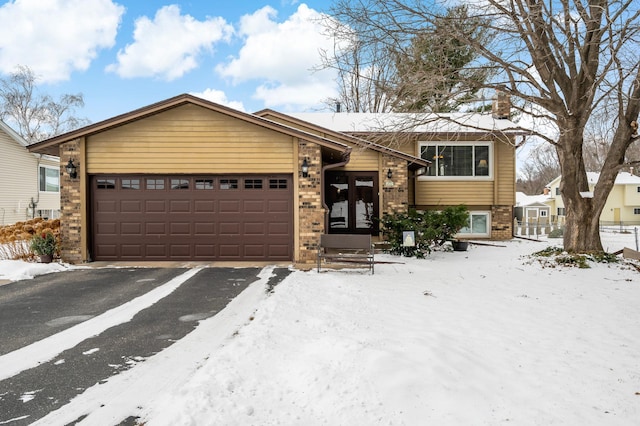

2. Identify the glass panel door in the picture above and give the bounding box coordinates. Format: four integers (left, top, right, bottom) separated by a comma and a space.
327, 174, 349, 230
326, 172, 378, 234
355, 177, 374, 229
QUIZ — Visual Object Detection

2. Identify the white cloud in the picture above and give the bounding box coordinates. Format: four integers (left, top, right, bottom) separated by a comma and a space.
106, 5, 233, 81
216, 4, 338, 109
0, 0, 124, 82
190, 89, 246, 112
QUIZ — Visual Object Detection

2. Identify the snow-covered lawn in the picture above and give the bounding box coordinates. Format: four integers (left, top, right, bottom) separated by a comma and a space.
2, 233, 639, 425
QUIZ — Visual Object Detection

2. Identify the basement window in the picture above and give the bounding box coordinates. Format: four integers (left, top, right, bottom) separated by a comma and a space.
457, 211, 490, 237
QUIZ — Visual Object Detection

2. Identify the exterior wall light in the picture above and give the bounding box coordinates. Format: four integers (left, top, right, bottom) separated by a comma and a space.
301, 157, 309, 178
387, 168, 393, 179
66, 158, 78, 179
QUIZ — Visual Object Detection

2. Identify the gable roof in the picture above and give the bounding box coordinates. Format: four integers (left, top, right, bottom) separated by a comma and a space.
0, 119, 29, 148
547, 172, 640, 188
275, 111, 528, 136
255, 109, 430, 169
27, 94, 353, 158
515, 192, 552, 207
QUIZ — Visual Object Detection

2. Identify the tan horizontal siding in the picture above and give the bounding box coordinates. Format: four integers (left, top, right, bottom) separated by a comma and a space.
86, 104, 295, 174
495, 140, 516, 205
339, 147, 379, 170
414, 181, 495, 205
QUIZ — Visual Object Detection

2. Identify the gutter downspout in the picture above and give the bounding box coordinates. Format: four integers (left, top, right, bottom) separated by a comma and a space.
321, 148, 352, 232
30, 154, 42, 218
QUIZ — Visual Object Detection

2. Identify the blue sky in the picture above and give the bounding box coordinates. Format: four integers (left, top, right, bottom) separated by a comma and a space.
0, 0, 338, 124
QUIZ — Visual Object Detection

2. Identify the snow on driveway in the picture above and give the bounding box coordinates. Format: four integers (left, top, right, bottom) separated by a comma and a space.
3, 233, 640, 425
0, 267, 202, 381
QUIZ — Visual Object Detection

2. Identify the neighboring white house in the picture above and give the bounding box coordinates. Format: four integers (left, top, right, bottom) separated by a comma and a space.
0, 120, 60, 225
545, 172, 640, 224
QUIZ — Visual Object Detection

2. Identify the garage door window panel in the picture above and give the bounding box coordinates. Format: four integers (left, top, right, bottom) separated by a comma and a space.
195, 179, 214, 190
245, 179, 263, 189
269, 179, 288, 189
171, 179, 190, 189
220, 179, 238, 189
121, 179, 140, 190
97, 179, 116, 189
146, 179, 165, 190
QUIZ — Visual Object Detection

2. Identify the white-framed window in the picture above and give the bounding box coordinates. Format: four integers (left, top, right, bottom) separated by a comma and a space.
419, 142, 492, 178
557, 207, 566, 216
39, 166, 59, 192
457, 211, 490, 237
540, 210, 548, 217
634, 208, 640, 215
37, 209, 60, 220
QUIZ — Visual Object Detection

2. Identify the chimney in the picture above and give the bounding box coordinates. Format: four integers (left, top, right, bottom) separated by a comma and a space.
336, 102, 341, 113
543, 187, 550, 196
492, 90, 511, 119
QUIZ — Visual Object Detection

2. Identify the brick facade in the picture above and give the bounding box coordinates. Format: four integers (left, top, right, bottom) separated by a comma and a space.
491, 205, 513, 240
381, 155, 409, 215
297, 141, 323, 263
59, 141, 83, 264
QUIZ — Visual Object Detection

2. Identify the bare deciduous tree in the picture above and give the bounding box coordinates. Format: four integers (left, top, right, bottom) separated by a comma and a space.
517, 144, 561, 195
326, 0, 640, 253
0, 65, 89, 143
318, 15, 397, 112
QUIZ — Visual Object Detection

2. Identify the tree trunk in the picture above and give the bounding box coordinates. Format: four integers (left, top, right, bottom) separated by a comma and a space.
556, 133, 605, 253
562, 201, 603, 253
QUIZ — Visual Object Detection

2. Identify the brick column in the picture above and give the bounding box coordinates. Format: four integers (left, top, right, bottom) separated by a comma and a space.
297, 141, 323, 263
491, 205, 513, 240
59, 141, 82, 263
381, 155, 408, 215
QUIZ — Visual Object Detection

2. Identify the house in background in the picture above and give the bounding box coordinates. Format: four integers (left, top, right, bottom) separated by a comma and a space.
0, 120, 60, 225
545, 172, 640, 224
514, 192, 551, 224
28, 93, 521, 265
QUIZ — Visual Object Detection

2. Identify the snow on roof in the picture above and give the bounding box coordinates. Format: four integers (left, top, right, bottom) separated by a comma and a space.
548, 172, 640, 187
586, 172, 640, 185
286, 112, 525, 134
515, 192, 552, 206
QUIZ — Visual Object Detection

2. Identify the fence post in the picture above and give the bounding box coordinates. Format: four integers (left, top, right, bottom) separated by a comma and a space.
635, 227, 638, 251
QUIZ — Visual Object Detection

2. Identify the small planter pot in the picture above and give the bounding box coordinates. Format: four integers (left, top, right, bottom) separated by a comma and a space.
451, 241, 469, 252
38, 254, 54, 264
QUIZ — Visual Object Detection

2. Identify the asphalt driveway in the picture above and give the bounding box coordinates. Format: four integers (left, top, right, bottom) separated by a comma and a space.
0, 266, 291, 425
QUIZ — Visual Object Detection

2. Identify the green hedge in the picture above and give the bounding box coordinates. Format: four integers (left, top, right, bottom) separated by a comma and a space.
378, 205, 469, 258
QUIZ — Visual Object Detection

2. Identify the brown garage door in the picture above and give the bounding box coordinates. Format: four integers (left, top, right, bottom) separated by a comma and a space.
91, 175, 293, 261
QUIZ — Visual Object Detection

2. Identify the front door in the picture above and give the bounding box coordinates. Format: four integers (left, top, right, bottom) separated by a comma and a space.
325, 171, 379, 235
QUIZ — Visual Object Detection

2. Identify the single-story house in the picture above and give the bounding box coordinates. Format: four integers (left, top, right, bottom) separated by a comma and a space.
514, 192, 551, 223
545, 172, 640, 224
0, 120, 60, 225
28, 93, 522, 264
